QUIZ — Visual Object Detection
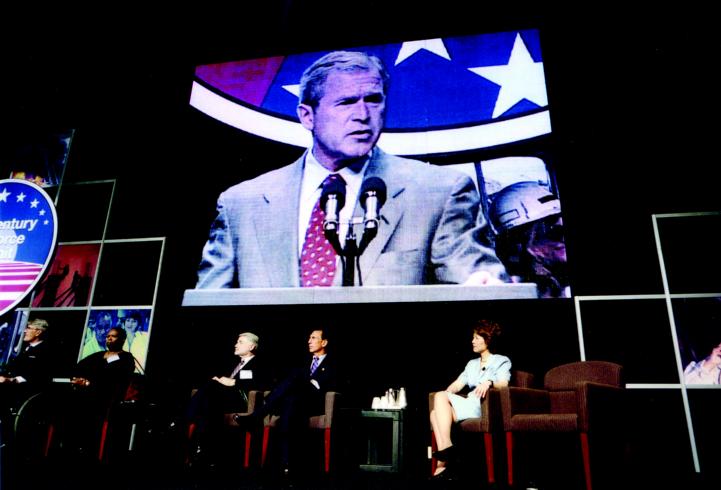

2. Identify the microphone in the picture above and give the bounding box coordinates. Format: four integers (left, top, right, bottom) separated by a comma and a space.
320, 177, 347, 233
359, 177, 387, 231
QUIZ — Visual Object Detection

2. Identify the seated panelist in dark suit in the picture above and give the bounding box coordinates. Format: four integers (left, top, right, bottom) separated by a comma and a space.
196, 50, 508, 288
0, 318, 53, 412
186, 331, 270, 462
213, 332, 270, 408
252, 328, 338, 473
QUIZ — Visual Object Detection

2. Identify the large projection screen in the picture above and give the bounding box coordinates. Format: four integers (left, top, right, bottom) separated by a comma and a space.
184, 29, 569, 305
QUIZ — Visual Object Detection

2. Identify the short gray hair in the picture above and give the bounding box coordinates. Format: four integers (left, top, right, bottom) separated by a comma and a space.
239, 332, 259, 351
28, 318, 49, 331
298, 51, 389, 108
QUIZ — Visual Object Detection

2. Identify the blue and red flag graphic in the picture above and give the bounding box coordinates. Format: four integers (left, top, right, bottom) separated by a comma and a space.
0, 179, 58, 315
191, 30, 550, 156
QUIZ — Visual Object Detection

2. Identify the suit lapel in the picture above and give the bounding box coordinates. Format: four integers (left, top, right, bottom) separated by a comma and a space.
312, 354, 330, 379
251, 149, 406, 287
241, 356, 255, 370
355, 149, 406, 282
253, 155, 305, 287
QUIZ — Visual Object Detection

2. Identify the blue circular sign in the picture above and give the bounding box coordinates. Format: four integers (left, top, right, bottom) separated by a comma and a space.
0, 179, 58, 316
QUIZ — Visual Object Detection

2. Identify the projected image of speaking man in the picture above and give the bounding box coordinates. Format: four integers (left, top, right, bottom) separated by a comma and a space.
196, 51, 508, 288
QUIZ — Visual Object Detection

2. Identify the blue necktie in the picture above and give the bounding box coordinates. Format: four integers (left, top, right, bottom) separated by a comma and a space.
310, 356, 319, 375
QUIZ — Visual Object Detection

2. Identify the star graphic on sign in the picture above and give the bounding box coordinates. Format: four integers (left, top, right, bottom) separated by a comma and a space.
44, 220, 49, 225
0, 188, 10, 202
39, 209, 46, 216
282, 84, 300, 97
468, 33, 548, 118
30, 199, 39, 208
16, 192, 26, 202
395, 38, 451, 66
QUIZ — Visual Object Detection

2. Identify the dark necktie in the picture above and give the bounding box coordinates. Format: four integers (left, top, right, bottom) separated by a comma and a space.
230, 358, 246, 378
300, 174, 345, 287
310, 356, 320, 375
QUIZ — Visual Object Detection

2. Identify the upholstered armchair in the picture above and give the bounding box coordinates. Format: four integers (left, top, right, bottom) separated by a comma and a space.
500, 361, 623, 490
223, 389, 265, 468
429, 369, 535, 484
260, 391, 340, 473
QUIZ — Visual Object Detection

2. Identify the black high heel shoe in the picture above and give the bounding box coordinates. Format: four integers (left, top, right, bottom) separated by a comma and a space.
429, 466, 456, 481
432, 445, 456, 462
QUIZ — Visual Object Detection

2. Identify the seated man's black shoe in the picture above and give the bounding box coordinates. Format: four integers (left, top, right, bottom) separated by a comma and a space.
234, 411, 264, 427
187, 444, 221, 473
186, 443, 203, 466
280, 466, 296, 489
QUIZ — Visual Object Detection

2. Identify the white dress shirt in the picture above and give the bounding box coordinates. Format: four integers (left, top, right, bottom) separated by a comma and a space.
297, 150, 369, 257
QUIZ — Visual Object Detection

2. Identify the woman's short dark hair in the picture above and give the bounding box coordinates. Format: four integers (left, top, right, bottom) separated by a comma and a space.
472, 320, 502, 349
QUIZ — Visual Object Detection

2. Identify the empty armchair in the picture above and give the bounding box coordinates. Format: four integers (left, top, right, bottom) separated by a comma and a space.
500, 360, 623, 490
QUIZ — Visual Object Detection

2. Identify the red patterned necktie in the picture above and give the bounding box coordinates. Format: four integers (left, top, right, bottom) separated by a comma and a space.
300, 174, 345, 287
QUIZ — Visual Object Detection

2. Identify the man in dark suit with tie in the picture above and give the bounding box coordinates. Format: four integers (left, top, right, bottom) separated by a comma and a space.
0, 318, 53, 412
252, 328, 338, 477
185, 331, 270, 467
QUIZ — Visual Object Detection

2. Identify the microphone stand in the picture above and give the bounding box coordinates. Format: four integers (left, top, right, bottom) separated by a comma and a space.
341, 224, 358, 287
324, 219, 376, 287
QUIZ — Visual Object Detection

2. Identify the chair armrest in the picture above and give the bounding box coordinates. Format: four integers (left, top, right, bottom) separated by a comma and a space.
575, 381, 624, 432
512, 370, 536, 388
499, 386, 551, 430
224, 390, 266, 427
485, 388, 504, 430
324, 391, 340, 427
246, 390, 264, 414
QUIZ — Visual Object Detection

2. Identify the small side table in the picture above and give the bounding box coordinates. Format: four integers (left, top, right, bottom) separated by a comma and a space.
357, 409, 406, 473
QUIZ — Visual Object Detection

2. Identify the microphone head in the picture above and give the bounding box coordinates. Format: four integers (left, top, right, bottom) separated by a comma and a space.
360, 177, 387, 209
320, 177, 346, 211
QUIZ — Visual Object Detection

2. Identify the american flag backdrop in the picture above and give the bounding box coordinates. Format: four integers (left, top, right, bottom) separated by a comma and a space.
191, 29, 550, 156
0, 180, 58, 315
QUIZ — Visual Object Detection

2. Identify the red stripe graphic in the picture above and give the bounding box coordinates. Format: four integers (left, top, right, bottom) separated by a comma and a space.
0, 261, 43, 310
0, 284, 32, 292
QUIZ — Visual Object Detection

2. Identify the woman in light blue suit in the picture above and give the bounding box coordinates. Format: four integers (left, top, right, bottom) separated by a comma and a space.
429, 320, 511, 479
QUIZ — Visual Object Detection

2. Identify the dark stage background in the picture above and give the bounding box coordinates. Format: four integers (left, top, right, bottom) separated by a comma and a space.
2, 3, 720, 489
